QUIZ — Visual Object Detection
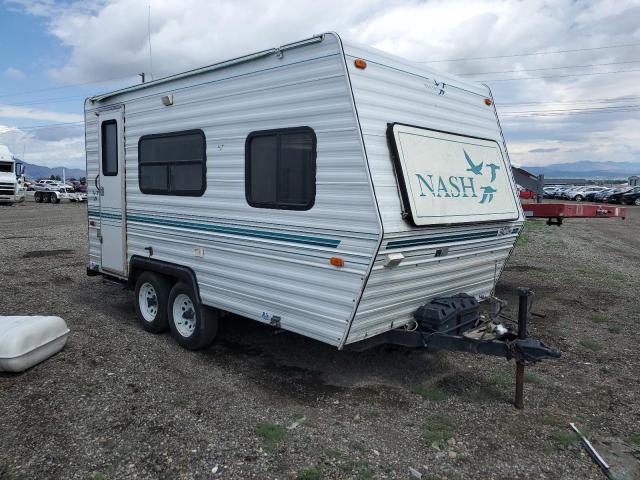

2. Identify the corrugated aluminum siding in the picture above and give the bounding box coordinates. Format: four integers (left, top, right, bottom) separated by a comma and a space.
342, 39, 524, 344
85, 33, 381, 346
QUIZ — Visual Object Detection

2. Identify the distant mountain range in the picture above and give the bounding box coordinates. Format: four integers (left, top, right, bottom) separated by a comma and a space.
20, 161, 85, 180
521, 161, 640, 179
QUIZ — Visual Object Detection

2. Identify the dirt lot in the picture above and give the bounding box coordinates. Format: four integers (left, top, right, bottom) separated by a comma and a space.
1, 200, 639, 480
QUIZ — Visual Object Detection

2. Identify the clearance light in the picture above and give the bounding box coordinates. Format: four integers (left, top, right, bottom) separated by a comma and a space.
385, 252, 404, 268
354, 58, 367, 69
484, 98, 492, 106
330, 256, 344, 267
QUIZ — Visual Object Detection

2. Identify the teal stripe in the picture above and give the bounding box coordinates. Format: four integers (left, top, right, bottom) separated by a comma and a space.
387, 231, 498, 249
89, 210, 121, 220
88, 210, 340, 248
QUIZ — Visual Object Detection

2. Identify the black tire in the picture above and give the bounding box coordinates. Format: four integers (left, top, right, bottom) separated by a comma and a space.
168, 282, 218, 350
45, 192, 52, 203
134, 272, 172, 333
35, 192, 42, 203
52, 194, 60, 204
634, 198, 640, 206
575, 195, 583, 202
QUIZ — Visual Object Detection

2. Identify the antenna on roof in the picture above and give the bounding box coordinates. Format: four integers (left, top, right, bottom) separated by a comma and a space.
147, 5, 154, 81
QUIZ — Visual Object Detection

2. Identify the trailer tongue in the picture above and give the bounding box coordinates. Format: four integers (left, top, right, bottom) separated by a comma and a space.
522, 203, 626, 225
347, 287, 560, 409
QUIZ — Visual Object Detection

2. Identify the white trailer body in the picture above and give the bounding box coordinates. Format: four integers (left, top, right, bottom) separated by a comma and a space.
0, 145, 26, 205
85, 33, 523, 348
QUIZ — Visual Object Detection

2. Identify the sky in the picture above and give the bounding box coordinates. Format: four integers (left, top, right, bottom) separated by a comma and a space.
0, 0, 639, 170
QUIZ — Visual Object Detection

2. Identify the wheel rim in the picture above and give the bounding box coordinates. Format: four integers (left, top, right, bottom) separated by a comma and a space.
138, 282, 158, 322
173, 293, 196, 337
635, 198, 640, 206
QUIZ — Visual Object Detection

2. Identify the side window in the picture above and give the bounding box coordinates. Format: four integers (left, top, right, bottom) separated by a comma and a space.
245, 127, 316, 210
101, 120, 118, 176
138, 130, 206, 196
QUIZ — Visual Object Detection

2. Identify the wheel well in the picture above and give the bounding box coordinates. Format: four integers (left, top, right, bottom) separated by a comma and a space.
128, 256, 202, 304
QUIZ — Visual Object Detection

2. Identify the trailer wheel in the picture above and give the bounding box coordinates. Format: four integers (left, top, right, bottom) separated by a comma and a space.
35, 192, 43, 203
45, 192, 52, 203
52, 194, 60, 204
134, 272, 171, 333
168, 282, 218, 350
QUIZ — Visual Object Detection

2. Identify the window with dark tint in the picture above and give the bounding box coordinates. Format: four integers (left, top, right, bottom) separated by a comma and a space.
138, 130, 206, 196
101, 120, 118, 176
245, 127, 316, 210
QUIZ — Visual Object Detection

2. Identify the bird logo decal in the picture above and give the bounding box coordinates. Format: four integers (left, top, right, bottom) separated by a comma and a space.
464, 150, 483, 175
479, 186, 497, 204
486, 163, 500, 182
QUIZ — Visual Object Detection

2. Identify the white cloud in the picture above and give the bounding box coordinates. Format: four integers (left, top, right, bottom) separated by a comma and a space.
0, 124, 85, 169
4, 67, 25, 79
5, 0, 640, 168
0, 104, 83, 123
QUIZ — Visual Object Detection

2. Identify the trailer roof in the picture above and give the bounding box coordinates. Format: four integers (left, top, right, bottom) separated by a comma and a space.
88, 34, 325, 103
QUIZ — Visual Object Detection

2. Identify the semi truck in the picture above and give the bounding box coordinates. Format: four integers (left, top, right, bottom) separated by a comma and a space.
0, 145, 26, 205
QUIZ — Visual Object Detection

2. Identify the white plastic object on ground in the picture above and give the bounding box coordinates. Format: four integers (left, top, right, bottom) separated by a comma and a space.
0, 316, 70, 372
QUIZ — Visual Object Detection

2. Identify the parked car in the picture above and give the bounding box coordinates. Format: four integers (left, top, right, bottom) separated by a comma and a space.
560, 186, 582, 200
543, 186, 560, 198
621, 187, 640, 206
33, 179, 64, 192
604, 187, 634, 203
552, 186, 572, 199
587, 188, 613, 202
568, 186, 607, 201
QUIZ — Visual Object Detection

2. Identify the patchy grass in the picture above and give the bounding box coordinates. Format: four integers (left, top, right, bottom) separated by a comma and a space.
579, 338, 601, 351
590, 314, 608, 324
525, 372, 542, 384
90, 474, 108, 480
630, 434, 640, 446
255, 422, 287, 451
339, 459, 372, 479
551, 430, 580, 448
491, 371, 513, 387
297, 466, 323, 480
322, 447, 343, 459
608, 325, 622, 334
422, 414, 454, 449
411, 385, 448, 402
538, 414, 563, 427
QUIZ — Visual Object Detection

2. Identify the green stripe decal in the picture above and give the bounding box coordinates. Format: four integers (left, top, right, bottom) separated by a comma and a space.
387, 231, 499, 249
89, 211, 122, 220
88, 210, 340, 248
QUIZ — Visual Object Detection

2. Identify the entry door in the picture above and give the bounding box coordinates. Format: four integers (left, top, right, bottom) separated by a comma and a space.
98, 107, 126, 275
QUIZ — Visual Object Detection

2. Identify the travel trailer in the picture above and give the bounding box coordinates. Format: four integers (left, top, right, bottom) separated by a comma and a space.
0, 145, 26, 205
86, 33, 553, 360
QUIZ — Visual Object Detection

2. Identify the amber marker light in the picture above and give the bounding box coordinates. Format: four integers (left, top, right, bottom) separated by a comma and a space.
484, 98, 493, 106
330, 256, 345, 267
354, 58, 367, 69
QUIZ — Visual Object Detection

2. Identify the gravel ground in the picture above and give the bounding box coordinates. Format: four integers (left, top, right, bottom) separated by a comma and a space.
1, 200, 639, 480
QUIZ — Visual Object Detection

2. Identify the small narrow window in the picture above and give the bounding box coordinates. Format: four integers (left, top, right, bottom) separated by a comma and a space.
245, 127, 316, 210
138, 129, 206, 196
101, 120, 118, 176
